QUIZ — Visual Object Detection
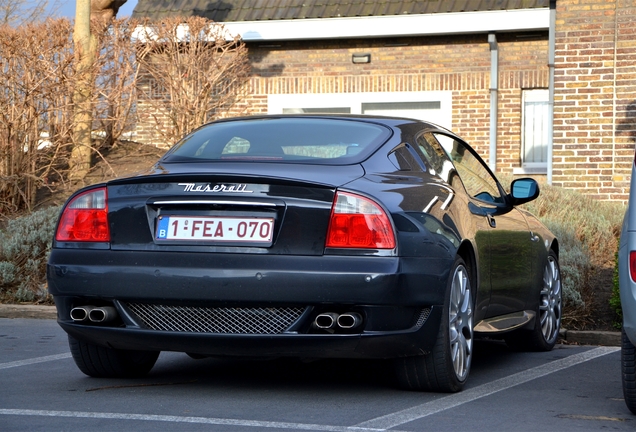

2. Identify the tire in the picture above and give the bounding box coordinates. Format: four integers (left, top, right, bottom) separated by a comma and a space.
395, 256, 474, 392
68, 335, 159, 378
622, 328, 636, 415
506, 250, 562, 352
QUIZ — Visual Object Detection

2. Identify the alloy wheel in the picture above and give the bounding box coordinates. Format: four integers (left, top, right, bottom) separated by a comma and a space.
540, 255, 562, 344
449, 264, 473, 381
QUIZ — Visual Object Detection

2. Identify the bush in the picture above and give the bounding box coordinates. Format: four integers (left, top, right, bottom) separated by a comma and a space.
520, 181, 624, 329
610, 249, 622, 329
540, 220, 588, 309
0, 206, 60, 302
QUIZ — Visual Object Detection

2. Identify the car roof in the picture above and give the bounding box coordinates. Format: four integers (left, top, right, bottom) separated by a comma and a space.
208, 113, 441, 129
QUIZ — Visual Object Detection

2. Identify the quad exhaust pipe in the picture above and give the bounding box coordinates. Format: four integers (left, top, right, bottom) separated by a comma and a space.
314, 312, 339, 330
70, 305, 95, 322
313, 312, 363, 330
88, 306, 117, 323
70, 305, 118, 323
337, 312, 363, 329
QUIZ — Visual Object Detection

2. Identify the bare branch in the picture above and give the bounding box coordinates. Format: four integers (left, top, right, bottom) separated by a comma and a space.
135, 17, 251, 146
0, 0, 63, 27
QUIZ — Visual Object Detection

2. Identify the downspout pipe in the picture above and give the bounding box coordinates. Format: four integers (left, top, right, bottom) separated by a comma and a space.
488, 33, 498, 172
547, 0, 556, 184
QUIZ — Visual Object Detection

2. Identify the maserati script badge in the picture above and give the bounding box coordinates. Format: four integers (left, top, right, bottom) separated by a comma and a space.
178, 183, 253, 193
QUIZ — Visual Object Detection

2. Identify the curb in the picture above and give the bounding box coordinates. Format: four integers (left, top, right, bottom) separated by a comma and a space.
560, 328, 622, 347
0, 305, 623, 347
0, 304, 58, 320
0, 304, 57, 319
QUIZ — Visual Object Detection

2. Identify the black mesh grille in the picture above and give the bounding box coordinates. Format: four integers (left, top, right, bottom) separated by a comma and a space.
415, 308, 432, 328
124, 303, 305, 334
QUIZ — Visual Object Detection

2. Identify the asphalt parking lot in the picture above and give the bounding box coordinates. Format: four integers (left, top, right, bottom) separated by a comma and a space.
1, 313, 633, 431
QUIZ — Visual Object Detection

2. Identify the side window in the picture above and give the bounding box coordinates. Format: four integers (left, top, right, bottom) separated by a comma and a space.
435, 134, 503, 204
388, 143, 423, 172
414, 133, 459, 185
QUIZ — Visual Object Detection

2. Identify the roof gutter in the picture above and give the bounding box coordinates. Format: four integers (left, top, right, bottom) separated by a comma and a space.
222, 9, 550, 42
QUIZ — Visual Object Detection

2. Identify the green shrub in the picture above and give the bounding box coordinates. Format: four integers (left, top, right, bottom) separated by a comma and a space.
539, 219, 587, 310
0, 206, 60, 302
610, 249, 622, 328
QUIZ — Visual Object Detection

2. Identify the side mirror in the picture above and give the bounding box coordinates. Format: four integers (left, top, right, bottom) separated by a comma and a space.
509, 178, 540, 206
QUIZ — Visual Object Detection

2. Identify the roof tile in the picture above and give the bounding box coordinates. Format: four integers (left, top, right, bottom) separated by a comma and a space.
132, 0, 550, 22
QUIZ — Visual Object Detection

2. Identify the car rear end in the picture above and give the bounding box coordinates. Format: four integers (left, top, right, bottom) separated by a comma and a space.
47, 117, 448, 360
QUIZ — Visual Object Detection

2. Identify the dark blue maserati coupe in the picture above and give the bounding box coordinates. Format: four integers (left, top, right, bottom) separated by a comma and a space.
47, 115, 562, 392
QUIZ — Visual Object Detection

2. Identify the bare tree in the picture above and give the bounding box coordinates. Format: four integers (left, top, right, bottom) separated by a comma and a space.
68, 0, 95, 180
135, 16, 251, 146
0, 17, 140, 216
91, 0, 126, 21
69, 0, 126, 180
93, 18, 140, 149
0, 19, 75, 214
0, 0, 61, 26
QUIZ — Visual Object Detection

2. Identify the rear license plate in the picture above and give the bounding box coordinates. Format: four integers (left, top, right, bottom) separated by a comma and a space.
156, 216, 274, 244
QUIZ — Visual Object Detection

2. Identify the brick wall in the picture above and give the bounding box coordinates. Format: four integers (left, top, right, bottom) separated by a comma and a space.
132, 3, 636, 201
615, 0, 636, 199
133, 26, 550, 183
240, 34, 548, 173
553, 0, 636, 201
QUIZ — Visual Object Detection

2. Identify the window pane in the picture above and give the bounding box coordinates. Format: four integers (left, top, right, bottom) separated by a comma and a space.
361, 101, 441, 111
282, 107, 351, 114
164, 118, 391, 165
442, 135, 503, 204
522, 90, 549, 166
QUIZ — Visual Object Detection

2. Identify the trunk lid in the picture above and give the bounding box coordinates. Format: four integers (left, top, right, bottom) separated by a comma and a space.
106, 162, 365, 256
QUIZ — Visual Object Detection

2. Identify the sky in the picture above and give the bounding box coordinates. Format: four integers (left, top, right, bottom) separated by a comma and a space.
56, 0, 138, 19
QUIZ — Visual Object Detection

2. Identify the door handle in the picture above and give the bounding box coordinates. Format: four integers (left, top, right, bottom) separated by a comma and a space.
486, 214, 496, 228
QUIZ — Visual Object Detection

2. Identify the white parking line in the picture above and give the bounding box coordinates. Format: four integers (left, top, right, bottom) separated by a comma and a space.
0, 353, 71, 370
0, 346, 620, 431
355, 346, 620, 430
0, 409, 390, 432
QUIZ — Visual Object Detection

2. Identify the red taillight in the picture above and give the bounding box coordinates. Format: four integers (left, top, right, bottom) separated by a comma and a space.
326, 192, 396, 249
55, 187, 110, 242
630, 251, 636, 282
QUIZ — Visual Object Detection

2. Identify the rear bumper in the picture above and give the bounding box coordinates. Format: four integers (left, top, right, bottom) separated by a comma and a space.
48, 249, 451, 305
58, 306, 442, 359
48, 248, 451, 359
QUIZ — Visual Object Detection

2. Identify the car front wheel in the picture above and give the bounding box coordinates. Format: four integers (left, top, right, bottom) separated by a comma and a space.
68, 335, 159, 378
506, 250, 562, 351
395, 256, 474, 392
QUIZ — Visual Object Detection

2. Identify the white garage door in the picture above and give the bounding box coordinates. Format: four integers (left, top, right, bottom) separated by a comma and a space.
269, 92, 452, 129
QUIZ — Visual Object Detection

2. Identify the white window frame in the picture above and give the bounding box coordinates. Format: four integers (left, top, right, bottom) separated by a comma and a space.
268, 91, 453, 130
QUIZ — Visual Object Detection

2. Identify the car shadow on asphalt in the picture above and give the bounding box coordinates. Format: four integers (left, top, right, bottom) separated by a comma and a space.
75, 338, 531, 394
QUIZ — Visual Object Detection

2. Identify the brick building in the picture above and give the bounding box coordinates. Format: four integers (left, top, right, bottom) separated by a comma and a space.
132, 0, 636, 201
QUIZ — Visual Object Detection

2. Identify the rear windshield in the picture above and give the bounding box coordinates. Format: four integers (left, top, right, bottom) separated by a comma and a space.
161, 118, 393, 165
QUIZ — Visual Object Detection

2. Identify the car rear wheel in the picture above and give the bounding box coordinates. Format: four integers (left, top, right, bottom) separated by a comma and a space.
622, 328, 636, 414
506, 250, 562, 351
394, 256, 474, 392
68, 335, 159, 378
